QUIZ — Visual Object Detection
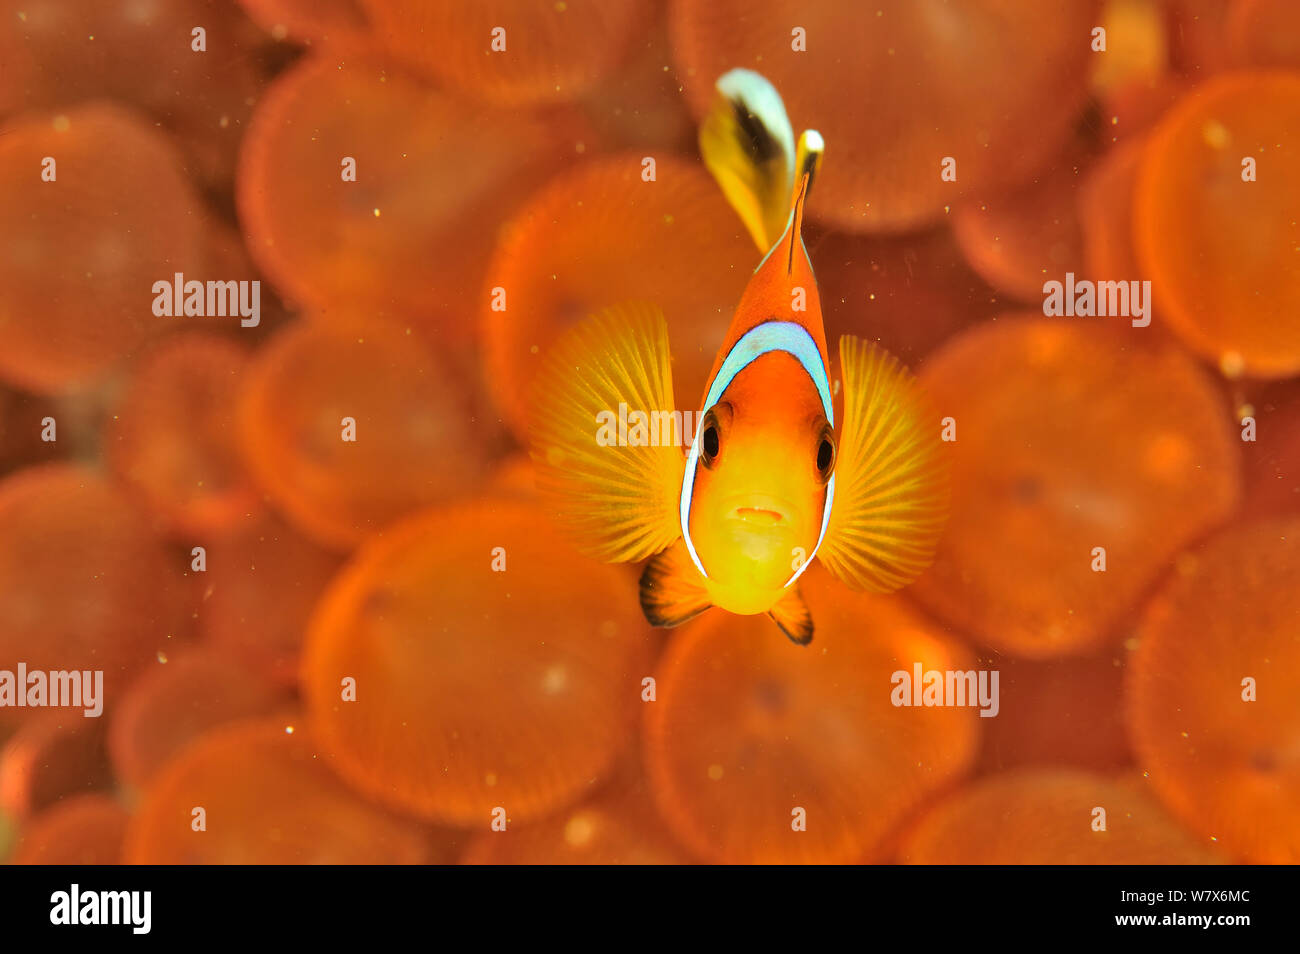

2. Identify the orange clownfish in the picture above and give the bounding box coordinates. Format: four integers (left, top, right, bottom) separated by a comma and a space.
530, 69, 948, 644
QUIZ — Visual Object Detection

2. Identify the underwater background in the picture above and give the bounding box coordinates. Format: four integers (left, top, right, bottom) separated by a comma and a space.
0, 0, 1296, 864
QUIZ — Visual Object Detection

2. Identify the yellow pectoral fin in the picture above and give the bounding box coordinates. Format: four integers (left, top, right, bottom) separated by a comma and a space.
819, 335, 950, 592
529, 302, 685, 564
699, 69, 796, 253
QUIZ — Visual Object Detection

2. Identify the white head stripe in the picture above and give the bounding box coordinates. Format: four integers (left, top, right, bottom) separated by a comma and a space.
679, 321, 836, 584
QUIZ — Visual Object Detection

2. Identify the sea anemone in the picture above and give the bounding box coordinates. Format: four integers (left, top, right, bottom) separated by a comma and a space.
200, 513, 345, 685
301, 498, 655, 826
125, 718, 433, 863
1127, 516, 1300, 863
107, 649, 287, 792
644, 565, 981, 863
899, 768, 1223, 863
9, 794, 129, 865
911, 317, 1240, 657
0, 105, 207, 393
106, 332, 257, 537
238, 54, 589, 345
0, 464, 193, 723
359, 0, 655, 105
1134, 72, 1300, 378
237, 318, 497, 549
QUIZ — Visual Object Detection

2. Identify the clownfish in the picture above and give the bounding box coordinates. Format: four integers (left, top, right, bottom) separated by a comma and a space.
530, 69, 948, 644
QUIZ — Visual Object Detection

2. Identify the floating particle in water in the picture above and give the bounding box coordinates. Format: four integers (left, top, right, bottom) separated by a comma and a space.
644, 565, 980, 864
124, 719, 433, 863
898, 768, 1223, 863
0, 465, 194, 724
9, 794, 129, 865
107, 648, 287, 793
238, 54, 589, 346
911, 317, 1240, 658
1134, 72, 1300, 378
237, 318, 496, 549
302, 499, 654, 826
0, 105, 207, 394
201, 512, 345, 686
106, 333, 258, 538
483, 155, 752, 438
359, 0, 655, 105
1127, 516, 1300, 863
670, 0, 1100, 232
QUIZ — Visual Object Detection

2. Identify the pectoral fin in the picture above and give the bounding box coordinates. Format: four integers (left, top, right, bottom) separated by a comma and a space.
769, 586, 813, 645
529, 302, 685, 564
639, 540, 712, 628
819, 335, 950, 592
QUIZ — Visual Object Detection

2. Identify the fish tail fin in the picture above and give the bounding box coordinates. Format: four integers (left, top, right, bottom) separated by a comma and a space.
529, 302, 685, 563
818, 335, 950, 591
699, 68, 797, 253
639, 540, 712, 627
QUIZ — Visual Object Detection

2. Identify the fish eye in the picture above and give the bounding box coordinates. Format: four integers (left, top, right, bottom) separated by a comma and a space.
815, 427, 835, 481
699, 403, 731, 469
703, 424, 720, 461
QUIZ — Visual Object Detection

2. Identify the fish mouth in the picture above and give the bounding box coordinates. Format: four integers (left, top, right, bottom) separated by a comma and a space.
733, 512, 780, 527
734, 507, 784, 526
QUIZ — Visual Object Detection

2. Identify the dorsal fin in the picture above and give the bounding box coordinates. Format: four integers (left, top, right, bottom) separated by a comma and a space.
794, 129, 824, 203
783, 130, 823, 275
786, 172, 810, 276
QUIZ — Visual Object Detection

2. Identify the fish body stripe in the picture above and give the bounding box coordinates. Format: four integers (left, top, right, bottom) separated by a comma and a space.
679, 320, 836, 586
